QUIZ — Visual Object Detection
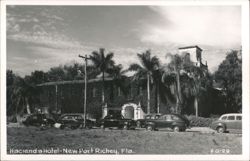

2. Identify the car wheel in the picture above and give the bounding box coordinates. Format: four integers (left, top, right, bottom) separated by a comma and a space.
136, 121, 141, 128
86, 125, 92, 129
71, 125, 79, 130
173, 126, 180, 132
60, 125, 65, 129
146, 125, 154, 131
217, 127, 225, 133
123, 125, 128, 130
100, 125, 105, 129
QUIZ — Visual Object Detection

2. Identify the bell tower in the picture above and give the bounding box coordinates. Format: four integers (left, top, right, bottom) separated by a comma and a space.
178, 45, 203, 67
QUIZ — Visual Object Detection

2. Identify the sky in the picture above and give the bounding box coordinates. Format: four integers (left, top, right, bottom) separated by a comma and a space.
6, 5, 241, 77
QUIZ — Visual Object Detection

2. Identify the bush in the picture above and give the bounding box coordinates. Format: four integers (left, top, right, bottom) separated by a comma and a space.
186, 115, 218, 127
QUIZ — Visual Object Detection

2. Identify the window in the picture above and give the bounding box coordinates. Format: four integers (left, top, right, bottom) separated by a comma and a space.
236, 116, 242, 120
155, 115, 160, 119
171, 115, 180, 121
165, 115, 172, 121
32, 115, 38, 120
127, 86, 133, 99
227, 116, 235, 120
139, 86, 143, 95
151, 116, 156, 119
92, 87, 97, 97
221, 116, 227, 120
118, 87, 121, 96
158, 116, 164, 120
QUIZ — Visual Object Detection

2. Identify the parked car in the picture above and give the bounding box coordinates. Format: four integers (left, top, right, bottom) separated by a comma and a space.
210, 113, 242, 133
145, 114, 190, 132
98, 114, 136, 130
136, 113, 161, 128
22, 113, 55, 127
57, 113, 95, 129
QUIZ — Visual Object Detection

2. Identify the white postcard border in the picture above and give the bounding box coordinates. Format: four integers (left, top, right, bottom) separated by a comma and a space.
1, 0, 249, 160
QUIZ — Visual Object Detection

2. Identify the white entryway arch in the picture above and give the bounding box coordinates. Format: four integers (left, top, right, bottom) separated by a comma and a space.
121, 103, 145, 120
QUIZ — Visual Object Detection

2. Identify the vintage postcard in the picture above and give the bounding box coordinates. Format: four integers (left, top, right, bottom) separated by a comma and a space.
1, 0, 249, 160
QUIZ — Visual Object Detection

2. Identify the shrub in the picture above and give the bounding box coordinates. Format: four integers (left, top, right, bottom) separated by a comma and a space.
185, 115, 218, 127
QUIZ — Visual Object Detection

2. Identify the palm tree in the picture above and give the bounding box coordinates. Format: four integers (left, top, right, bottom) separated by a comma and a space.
9, 76, 37, 121
162, 53, 210, 116
110, 64, 128, 95
128, 50, 160, 114
89, 48, 115, 104
183, 65, 211, 117
162, 54, 184, 114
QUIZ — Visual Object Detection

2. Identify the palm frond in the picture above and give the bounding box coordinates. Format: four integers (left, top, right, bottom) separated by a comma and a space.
128, 63, 143, 71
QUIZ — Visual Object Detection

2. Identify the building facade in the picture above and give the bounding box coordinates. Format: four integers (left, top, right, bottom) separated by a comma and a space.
37, 76, 168, 120
37, 46, 225, 119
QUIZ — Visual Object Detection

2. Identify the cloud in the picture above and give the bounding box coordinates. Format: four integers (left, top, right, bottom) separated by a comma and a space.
6, 6, 241, 76
140, 6, 241, 49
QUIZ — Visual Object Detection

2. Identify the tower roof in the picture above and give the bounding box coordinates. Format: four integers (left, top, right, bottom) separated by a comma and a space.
178, 45, 202, 51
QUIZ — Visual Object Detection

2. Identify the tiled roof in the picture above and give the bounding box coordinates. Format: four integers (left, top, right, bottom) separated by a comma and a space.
37, 77, 114, 86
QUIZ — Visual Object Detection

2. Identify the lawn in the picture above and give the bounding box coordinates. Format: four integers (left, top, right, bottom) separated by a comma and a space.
7, 127, 242, 154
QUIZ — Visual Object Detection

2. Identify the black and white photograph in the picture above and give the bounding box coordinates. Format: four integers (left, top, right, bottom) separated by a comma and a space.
1, 0, 249, 160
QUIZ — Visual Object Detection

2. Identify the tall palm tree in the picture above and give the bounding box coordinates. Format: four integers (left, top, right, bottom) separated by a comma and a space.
89, 48, 115, 104
9, 76, 38, 121
128, 50, 160, 114
162, 54, 184, 114
162, 53, 210, 116
183, 64, 210, 117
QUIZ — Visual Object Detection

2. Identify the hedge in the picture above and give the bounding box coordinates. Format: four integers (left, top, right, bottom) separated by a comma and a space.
185, 115, 219, 127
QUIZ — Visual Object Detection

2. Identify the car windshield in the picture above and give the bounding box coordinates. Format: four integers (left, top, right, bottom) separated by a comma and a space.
220, 116, 227, 120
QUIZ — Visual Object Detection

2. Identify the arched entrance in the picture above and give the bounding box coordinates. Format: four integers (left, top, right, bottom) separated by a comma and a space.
121, 103, 145, 120
123, 106, 134, 119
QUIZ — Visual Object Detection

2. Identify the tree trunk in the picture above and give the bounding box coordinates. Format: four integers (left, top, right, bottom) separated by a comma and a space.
157, 83, 160, 114
55, 85, 58, 113
175, 64, 182, 114
194, 97, 198, 117
175, 83, 179, 114
102, 71, 105, 104
25, 97, 31, 114
147, 73, 150, 114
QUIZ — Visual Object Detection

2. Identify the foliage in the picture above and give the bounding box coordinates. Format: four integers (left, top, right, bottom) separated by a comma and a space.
128, 50, 161, 113
186, 115, 218, 127
214, 50, 242, 113
6, 48, 241, 118
109, 64, 129, 96
89, 48, 116, 104
7, 70, 34, 116
162, 53, 212, 115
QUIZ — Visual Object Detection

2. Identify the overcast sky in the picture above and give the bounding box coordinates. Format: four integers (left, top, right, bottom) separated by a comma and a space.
7, 5, 241, 76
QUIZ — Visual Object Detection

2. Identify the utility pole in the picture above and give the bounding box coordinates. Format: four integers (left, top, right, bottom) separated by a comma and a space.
79, 54, 90, 128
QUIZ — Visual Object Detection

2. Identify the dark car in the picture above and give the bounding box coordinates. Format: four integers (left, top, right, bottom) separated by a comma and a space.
22, 113, 55, 127
98, 114, 136, 130
210, 113, 242, 133
57, 113, 95, 129
136, 114, 161, 128
145, 114, 190, 132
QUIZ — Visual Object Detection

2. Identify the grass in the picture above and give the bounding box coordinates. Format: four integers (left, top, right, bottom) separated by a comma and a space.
7, 127, 242, 154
